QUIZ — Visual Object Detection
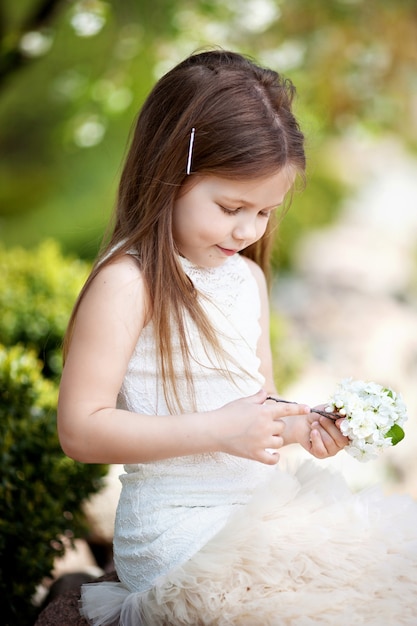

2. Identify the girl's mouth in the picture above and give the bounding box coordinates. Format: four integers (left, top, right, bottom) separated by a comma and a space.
217, 246, 237, 256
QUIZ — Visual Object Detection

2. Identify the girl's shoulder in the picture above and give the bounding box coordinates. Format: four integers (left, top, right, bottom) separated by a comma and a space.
88, 253, 149, 324
240, 256, 267, 290
96, 252, 143, 284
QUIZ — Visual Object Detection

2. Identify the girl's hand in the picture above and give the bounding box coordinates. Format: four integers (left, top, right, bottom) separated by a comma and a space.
304, 404, 349, 458
277, 402, 349, 459
308, 417, 349, 458
210, 389, 311, 465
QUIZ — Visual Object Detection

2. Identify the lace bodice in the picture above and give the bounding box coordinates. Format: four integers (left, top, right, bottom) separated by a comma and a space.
114, 254, 275, 593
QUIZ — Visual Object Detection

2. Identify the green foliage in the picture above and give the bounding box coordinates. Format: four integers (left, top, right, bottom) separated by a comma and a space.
0, 0, 159, 252
386, 423, 405, 446
0, 343, 107, 626
411, 247, 417, 300
270, 310, 307, 393
271, 165, 348, 270
0, 240, 90, 378
1, 0, 416, 258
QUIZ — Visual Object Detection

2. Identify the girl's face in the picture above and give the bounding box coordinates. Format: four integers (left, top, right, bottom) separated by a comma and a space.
172, 168, 295, 268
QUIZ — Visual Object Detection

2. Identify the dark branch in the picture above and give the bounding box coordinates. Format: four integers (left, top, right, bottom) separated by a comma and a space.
23, 0, 65, 31
0, 0, 66, 89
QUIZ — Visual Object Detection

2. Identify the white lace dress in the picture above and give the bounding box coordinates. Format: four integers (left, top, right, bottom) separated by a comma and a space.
80, 254, 417, 626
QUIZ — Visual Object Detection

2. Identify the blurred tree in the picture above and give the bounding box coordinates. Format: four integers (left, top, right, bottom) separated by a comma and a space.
263, 0, 417, 140
0, 0, 162, 256
0, 0, 415, 260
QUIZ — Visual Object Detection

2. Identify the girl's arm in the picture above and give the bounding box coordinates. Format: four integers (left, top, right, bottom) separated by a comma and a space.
246, 257, 348, 459
58, 255, 217, 464
58, 256, 308, 466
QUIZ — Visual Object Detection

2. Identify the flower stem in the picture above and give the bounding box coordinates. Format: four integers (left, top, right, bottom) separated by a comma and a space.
310, 409, 340, 420
266, 396, 341, 420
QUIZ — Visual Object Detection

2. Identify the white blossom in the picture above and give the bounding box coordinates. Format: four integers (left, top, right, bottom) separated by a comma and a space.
326, 378, 407, 462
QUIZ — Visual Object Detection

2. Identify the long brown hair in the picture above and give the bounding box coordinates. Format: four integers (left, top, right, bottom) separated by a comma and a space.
64, 49, 306, 411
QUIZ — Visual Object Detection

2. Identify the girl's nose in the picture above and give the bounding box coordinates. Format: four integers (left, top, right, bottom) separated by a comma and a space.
232, 217, 257, 242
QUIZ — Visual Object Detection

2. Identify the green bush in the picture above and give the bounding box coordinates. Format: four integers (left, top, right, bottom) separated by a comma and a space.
0, 344, 107, 626
0, 240, 90, 378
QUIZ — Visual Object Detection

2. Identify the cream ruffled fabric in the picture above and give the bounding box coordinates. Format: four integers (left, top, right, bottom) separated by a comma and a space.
80, 461, 417, 625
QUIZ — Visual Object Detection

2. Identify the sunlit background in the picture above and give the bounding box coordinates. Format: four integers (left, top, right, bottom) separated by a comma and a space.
1, 0, 417, 493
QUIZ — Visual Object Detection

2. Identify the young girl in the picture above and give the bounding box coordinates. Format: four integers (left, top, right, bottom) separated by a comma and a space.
58, 50, 417, 625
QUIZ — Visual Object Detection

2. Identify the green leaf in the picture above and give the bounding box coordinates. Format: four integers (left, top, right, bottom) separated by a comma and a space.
385, 424, 405, 446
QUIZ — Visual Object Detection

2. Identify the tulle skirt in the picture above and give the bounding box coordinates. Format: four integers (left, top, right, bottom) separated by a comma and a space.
80, 462, 417, 625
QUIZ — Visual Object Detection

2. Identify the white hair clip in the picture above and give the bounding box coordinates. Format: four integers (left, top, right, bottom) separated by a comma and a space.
186, 127, 196, 175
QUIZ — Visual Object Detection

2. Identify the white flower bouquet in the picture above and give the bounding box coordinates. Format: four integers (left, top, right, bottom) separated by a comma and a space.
318, 378, 408, 462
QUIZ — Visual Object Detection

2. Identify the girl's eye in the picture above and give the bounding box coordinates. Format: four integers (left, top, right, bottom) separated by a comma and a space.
219, 205, 241, 215
218, 205, 274, 218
